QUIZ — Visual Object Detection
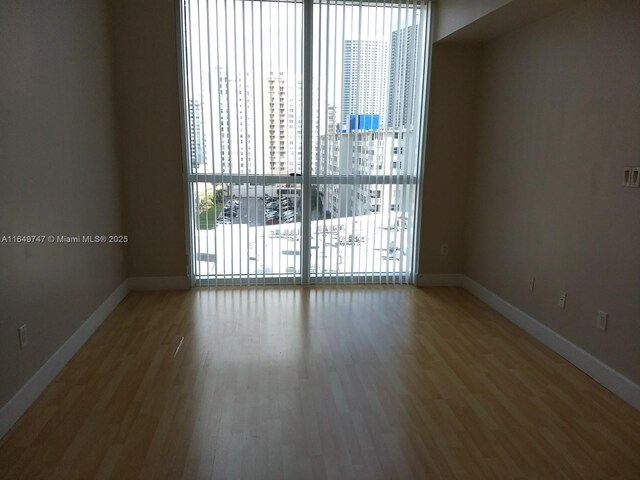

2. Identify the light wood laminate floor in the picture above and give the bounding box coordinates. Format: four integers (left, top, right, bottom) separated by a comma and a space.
1, 286, 639, 479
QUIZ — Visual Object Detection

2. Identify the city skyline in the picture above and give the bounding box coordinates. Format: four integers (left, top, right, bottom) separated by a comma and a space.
192, 24, 419, 176
183, 0, 429, 282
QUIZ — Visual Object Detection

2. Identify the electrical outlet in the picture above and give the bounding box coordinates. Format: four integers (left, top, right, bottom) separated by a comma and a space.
440, 244, 449, 255
597, 311, 608, 331
557, 291, 567, 309
18, 324, 28, 349
528, 276, 535, 292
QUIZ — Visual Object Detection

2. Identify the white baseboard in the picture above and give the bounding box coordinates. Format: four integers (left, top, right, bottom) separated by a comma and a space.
462, 276, 640, 411
416, 273, 464, 286
0, 280, 130, 439
2, 273, 636, 441
128, 276, 190, 291
0, 275, 191, 439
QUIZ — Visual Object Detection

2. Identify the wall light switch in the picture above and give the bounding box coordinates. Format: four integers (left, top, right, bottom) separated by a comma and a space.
631, 167, 640, 187
623, 167, 632, 186
18, 324, 28, 349
597, 311, 608, 331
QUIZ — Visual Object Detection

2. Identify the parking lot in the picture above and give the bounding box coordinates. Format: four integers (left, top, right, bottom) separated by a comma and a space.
216, 195, 299, 227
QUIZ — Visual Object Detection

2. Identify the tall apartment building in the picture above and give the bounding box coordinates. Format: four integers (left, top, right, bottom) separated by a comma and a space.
210, 70, 302, 177
320, 130, 407, 217
340, 40, 387, 129
266, 72, 302, 176
327, 105, 337, 134
215, 70, 254, 174
188, 100, 206, 167
387, 25, 419, 129
319, 26, 422, 216
314, 105, 337, 174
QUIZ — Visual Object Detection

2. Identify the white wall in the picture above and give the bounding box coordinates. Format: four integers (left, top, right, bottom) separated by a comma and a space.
434, 0, 511, 41
109, 0, 188, 279
0, 0, 126, 407
419, 45, 480, 274
465, 0, 640, 382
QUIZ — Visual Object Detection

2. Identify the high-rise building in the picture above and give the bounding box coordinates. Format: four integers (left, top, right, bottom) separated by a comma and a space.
387, 25, 419, 129
200, 69, 307, 177
266, 72, 302, 176
340, 40, 387, 129
216, 72, 254, 174
327, 105, 337, 133
188, 100, 206, 167
320, 130, 407, 217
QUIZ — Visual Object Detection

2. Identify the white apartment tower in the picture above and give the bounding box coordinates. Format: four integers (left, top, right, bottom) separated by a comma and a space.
188, 100, 206, 167
201, 69, 306, 177
340, 40, 387, 129
266, 72, 302, 176
320, 130, 407, 217
387, 25, 419, 129
215, 71, 254, 174
198, 66, 332, 179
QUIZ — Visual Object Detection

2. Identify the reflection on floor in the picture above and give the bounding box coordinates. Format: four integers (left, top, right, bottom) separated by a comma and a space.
1, 286, 639, 479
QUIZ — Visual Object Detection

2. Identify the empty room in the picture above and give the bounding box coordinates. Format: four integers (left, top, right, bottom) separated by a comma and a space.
1, 0, 639, 478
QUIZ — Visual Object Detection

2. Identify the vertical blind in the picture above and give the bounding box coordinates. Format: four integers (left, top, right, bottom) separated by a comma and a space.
179, 0, 431, 286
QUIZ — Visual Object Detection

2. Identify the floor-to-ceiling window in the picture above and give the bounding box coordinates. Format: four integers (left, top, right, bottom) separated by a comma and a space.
179, 0, 431, 286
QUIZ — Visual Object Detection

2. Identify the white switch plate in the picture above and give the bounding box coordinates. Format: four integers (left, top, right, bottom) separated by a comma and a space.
597, 311, 608, 331
632, 167, 640, 187
558, 291, 567, 309
623, 167, 632, 186
18, 324, 28, 349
